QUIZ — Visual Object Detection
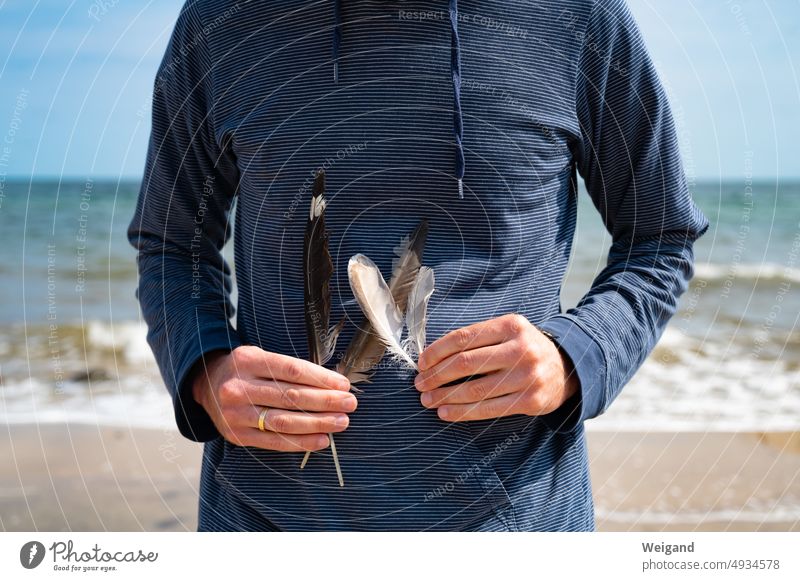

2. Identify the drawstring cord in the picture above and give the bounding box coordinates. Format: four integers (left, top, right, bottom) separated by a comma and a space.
449, 0, 465, 199
332, 0, 465, 198
333, 0, 342, 83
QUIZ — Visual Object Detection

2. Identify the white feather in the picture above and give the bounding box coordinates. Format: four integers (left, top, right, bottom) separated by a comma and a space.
347, 254, 417, 369
404, 267, 435, 358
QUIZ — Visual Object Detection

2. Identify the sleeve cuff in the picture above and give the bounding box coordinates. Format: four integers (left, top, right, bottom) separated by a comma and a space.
172, 324, 242, 442
536, 314, 607, 433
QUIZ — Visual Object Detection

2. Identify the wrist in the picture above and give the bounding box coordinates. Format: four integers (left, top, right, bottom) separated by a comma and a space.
190, 349, 230, 409
540, 329, 580, 402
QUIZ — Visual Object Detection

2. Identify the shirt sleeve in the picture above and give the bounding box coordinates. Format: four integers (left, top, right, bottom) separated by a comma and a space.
127, 2, 242, 442
538, 0, 709, 433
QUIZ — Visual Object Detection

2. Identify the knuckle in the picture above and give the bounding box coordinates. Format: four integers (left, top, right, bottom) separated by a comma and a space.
456, 328, 474, 350
510, 338, 529, 358
470, 380, 491, 401
217, 380, 240, 406
229, 346, 246, 362
283, 360, 303, 382
455, 352, 472, 373
270, 413, 291, 433
481, 400, 498, 419
232, 345, 256, 365
505, 313, 527, 335
323, 393, 340, 411
280, 388, 299, 409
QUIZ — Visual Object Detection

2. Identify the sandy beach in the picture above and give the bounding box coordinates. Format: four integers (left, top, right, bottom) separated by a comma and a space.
1, 424, 797, 532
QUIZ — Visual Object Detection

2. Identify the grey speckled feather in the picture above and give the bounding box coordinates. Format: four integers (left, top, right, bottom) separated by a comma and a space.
404, 266, 435, 359
336, 220, 428, 386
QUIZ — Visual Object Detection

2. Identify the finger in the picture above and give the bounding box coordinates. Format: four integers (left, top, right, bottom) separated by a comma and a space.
420, 370, 524, 408
239, 380, 358, 413
238, 430, 330, 452
247, 407, 350, 434
419, 315, 520, 371
246, 350, 350, 391
436, 393, 526, 422
415, 344, 515, 391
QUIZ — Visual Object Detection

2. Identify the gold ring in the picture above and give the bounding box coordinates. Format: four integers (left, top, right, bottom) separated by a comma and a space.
257, 407, 270, 432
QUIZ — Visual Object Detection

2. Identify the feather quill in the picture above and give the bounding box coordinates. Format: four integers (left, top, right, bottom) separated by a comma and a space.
300, 170, 344, 486
336, 220, 428, 386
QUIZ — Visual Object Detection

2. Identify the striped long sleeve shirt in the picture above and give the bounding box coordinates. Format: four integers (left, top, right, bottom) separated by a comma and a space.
128, 0, 709, 531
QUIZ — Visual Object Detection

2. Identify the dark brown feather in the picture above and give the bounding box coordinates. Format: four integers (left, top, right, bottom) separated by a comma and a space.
301, 169, 345, 485
304, 170, 342, 365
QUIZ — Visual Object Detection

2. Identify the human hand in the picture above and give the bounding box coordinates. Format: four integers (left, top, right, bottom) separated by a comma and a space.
414, 314, 579, 421
191, 346, 356, 451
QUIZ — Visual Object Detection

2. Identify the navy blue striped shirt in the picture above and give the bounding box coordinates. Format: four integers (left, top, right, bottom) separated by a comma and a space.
128, 0, 708, 531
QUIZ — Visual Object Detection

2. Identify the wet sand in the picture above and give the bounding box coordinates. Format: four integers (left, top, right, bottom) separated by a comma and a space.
1, 424, 797, 531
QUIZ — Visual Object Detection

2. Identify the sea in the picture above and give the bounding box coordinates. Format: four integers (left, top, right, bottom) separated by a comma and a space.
0, 178, 798, 432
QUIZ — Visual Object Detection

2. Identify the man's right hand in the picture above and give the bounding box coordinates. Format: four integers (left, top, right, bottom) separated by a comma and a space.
191, 346, 356, 452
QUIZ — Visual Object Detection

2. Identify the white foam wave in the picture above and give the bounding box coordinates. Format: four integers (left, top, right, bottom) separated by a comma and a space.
596, 506, 800, 525
2, 323, 798, 432
587, 327, 800, 432
694, 262, 800, 284
0, 375, 174, 430
86, 320, 153, 364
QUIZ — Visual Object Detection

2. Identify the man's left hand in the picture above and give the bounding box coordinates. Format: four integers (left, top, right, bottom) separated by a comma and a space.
415, 314, 579, 422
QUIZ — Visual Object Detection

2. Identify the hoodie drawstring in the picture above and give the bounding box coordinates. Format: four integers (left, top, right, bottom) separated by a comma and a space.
332, 0, 342, 83
449, 0, 465, 198
332, 1, 465, 199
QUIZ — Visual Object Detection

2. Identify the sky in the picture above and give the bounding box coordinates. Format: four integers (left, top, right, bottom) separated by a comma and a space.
0, 0, 797, 180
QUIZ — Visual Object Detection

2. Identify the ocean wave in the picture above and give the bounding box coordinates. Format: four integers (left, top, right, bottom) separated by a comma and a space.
86, 320, 153, 364
0, 320, 154, 368
0, 375, 174, 430
595, 506, 800, 525
2, 322, 798, 432
693, 262, 800, 284
589, 326, 800, 432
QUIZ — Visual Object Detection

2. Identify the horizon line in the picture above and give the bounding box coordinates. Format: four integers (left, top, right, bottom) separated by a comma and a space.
4, 174, 800, 184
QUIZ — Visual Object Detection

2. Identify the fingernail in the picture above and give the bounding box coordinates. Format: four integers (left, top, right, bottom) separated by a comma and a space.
421, 392, 433, 407
414, 375, 424, 390
318, 435, 330, 448
335, 415, 349, 428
